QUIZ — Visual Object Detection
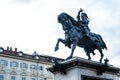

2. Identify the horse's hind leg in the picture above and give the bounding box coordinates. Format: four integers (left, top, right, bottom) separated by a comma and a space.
84, 48, 91, 60
92, 51, 95, 56
86, 52, 91, 60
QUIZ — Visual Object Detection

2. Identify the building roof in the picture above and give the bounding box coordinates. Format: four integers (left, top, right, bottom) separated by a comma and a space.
0, 47, 64, 64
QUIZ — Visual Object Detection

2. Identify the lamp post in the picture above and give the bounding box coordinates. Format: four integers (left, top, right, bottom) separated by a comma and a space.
34, 51, 39, 80
37, 60, 39, 80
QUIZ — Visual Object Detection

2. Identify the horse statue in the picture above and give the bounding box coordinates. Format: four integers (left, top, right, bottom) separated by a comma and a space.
54, 12, 107, 63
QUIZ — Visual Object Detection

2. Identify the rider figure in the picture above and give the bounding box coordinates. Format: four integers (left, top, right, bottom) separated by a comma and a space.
77, 8, 100, 43
76, 8, 90, 36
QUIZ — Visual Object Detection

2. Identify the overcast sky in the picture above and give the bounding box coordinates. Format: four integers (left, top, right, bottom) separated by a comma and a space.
0, 0, 120, 67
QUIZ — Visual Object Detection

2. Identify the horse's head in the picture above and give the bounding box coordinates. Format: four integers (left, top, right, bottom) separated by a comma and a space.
58, 13, 80, 31
58, 13, 74, 31
58, 13, 68, 23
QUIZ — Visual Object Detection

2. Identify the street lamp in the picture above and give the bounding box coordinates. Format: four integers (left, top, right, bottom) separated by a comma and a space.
34, 51, 39, 80
36, 59, 39, 80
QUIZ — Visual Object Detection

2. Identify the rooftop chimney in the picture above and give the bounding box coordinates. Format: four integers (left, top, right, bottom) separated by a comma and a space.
7, 46, 9, 51
10, 47, 12, 51
15, 48, 17, 52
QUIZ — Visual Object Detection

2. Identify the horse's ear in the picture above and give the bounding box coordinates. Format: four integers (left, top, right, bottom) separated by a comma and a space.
58, 15, 61, 23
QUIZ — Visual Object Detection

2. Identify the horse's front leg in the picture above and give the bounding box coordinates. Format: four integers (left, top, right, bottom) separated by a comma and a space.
55, 38, 66, 51
66, 41, 77, 60
98, 48, 104, 63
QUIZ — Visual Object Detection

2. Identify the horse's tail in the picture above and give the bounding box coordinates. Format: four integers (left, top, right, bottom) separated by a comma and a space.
97, 34, 107, 50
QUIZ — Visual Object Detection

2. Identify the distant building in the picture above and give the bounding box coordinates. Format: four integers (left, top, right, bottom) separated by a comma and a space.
0, 47, 63, 80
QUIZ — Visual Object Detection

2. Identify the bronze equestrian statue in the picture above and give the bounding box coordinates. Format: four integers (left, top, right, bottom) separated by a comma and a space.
54, 8, 107, 63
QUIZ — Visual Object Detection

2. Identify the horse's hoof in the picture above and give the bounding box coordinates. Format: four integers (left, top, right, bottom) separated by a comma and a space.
93, 53, 95, 56
88, 58, 91, 60
99, 60, 102, 63
55, 46, 59, 51
66, 56, 72, 60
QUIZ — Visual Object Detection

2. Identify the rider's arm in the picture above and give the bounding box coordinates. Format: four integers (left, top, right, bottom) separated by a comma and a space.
76, 11, 80, 21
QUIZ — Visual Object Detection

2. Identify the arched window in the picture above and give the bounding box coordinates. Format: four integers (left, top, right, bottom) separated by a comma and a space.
0, 48, 3, 53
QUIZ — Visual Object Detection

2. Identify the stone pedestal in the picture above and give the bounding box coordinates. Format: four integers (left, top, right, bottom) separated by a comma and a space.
48, 57, 120, 80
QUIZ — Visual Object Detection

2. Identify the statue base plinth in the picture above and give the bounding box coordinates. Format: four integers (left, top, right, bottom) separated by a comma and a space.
48, 57, 120, 80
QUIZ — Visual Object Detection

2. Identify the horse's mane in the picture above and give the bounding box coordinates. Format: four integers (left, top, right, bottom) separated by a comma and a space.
58, 13, 79, 26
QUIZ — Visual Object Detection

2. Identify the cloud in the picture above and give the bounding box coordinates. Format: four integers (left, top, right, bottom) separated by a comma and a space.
0, 0, 32, 5
15, 0, 31, 3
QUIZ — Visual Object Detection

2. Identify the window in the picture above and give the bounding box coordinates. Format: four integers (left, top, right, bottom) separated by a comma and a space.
38, 66, 43, 71
0, 60, 8, 66
30, 65, 37, 70
35, 56, 39, 59
0, 75, 4, 80
22, 77, 26, 80
18, 52, 23, 56
20, 63, 28, 69
44, 78, 47, 80
0, 48, 3, 52
30, 64, 43, 71
11, 76, 16, 80
10, 61, 18, 67
31, 78, 36, 80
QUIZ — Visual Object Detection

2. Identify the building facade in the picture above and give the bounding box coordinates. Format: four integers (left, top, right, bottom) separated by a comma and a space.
0, 47, 63, 80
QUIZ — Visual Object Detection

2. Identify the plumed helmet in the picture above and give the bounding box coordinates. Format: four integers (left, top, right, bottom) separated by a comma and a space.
80, 8, 83, 12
